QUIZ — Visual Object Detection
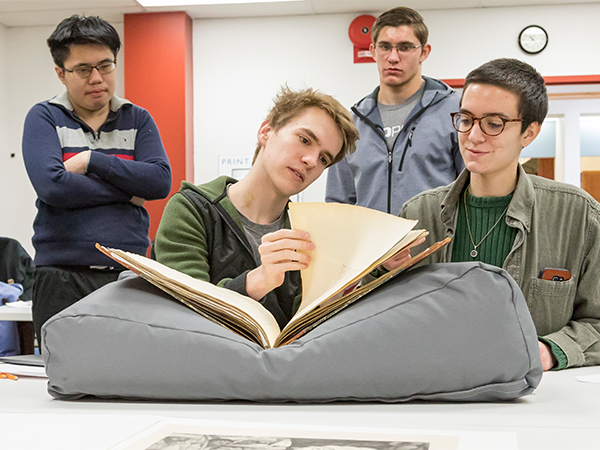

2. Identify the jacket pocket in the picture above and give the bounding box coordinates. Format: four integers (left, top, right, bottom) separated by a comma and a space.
527, 277, 576, 336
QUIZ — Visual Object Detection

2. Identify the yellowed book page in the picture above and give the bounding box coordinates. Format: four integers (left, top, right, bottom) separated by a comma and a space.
275, 236, 450, 347
138, 271, 268, 343
289, 202, 417, 312
100, 247, 281, 348
373, 229, 428, 266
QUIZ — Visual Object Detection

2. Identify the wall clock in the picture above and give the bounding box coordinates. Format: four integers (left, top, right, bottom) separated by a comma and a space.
518, 25, 548, 54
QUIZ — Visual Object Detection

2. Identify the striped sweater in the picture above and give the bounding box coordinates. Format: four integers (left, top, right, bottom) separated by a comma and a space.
22, 92, 172, 266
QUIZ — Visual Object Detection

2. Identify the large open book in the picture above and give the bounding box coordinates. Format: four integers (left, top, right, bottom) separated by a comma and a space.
97, 203, 449, 349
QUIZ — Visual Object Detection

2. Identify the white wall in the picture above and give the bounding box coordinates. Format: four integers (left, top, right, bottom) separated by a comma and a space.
0, 23, 124, 257
193, 12, 379, 202
0, 24, 38, 254
0, 25, 8, 222
193, 3, 600, 202
1, 25, 63, 256
422, 4, 600, 78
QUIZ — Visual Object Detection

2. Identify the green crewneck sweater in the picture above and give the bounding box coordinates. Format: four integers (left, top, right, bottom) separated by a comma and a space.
452, 190, 516, 267
453, 190, 569, 369
452, 190, 567, 370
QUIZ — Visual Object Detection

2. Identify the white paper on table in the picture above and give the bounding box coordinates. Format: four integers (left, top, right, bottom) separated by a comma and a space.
0, 362, 47, 378
576, 373, 600, 384
110, 418, 518, 450
4, 300, 32, 308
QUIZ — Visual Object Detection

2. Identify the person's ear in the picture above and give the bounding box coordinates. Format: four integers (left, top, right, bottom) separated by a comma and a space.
55, 65, 66, 85
521, 122, 542, 148
257, 120, 273, 148
369, 42, 376, 58
419, 43, 432, 63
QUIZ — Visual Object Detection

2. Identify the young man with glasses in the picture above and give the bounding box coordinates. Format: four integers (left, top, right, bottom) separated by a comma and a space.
22, 15, 171, 345
326, 6, 463, 216
396, 58, 600, 371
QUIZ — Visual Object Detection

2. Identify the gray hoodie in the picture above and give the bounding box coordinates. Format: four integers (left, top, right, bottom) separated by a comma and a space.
326, 76, 463, 215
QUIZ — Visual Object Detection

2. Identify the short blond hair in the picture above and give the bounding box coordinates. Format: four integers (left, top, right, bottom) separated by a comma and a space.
253, 86, 358, 166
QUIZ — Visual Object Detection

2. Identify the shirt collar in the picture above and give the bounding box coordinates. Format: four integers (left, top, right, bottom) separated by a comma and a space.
441, 164, 534, 232
49, 92, 131, 112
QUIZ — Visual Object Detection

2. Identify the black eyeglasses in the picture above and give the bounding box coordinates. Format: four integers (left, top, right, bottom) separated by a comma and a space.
375, 42, 422, 55
61, 61, 116, 79
451, 112, 522, 137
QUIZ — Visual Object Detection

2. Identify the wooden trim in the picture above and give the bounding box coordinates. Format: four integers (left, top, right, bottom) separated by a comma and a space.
548, 92, 600, 100
581, 171, 600, 203
537, 157, 555, 180
442, 75, 600, 89
544, 75, 600, 85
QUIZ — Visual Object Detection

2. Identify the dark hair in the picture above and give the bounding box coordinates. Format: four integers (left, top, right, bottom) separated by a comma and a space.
47, 15, 121, 67
253, 86, 359, 166
463, 58, 548, 132
371, 7, 428, 46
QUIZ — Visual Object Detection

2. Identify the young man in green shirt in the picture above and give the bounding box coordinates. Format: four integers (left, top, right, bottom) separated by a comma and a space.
395, 59, 600, 371
154, 87, 360, 328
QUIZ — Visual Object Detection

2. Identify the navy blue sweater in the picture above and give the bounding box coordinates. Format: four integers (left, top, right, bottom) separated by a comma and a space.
22, 93, 172, 266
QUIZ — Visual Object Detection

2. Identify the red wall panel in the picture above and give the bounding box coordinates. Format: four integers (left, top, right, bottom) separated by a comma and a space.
124, 12, 194, 249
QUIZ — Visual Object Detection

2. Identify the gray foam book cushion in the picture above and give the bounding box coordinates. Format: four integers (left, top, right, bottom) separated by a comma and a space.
43, 262, 542, 402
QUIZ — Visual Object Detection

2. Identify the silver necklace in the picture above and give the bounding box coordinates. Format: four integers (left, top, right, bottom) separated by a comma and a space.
463, 190, 510, 258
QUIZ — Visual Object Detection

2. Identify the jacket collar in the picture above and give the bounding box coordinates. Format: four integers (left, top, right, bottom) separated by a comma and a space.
440, 169, 469, 227
441, 164, 533, 233
49, 91, 131, 113
353, 76, 455, 118
181, 176, 292, 231
507, 164, 534, 232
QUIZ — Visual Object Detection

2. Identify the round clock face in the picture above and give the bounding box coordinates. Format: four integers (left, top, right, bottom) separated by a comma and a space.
519, 25, 548, 54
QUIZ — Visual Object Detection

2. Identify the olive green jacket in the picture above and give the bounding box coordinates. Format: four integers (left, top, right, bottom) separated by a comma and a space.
400, 165, 600, 369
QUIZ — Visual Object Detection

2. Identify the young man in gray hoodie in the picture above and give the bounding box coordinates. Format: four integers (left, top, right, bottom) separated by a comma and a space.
326, 6, 463, 215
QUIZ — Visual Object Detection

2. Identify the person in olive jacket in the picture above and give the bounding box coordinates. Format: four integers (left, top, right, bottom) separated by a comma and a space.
393, 58, 600, 371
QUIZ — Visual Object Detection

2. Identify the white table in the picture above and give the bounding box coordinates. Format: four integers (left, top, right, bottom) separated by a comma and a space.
0, 301, 33, 321
0, 366, 599, 450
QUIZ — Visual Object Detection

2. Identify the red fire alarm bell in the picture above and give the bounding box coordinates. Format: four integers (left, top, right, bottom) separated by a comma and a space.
348, 15, 376, 63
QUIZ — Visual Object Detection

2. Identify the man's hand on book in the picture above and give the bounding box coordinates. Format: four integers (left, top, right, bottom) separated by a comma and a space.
381, 236, 427, 271
246, 229, 315, 302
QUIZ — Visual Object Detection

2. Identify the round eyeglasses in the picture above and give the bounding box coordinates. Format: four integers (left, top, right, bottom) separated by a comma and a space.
451, 112, 522, 137
61, 61, 116, 80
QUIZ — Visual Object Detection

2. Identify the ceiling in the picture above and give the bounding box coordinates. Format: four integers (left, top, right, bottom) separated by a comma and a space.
0, 0, 598, 28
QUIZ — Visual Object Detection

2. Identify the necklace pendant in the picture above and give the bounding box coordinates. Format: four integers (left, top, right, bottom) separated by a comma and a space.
470, 249, 478, 258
